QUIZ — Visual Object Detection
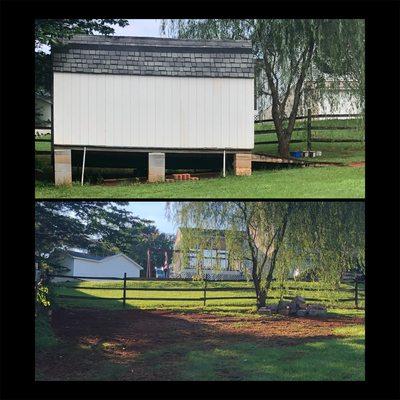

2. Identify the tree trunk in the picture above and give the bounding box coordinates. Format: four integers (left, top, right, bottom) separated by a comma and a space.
277, 132, 291, 158
257, 288, 267, 308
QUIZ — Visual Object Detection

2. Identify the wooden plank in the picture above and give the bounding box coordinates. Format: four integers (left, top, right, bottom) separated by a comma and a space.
255, 140, 305, 145
311, 138, 364, 143
252, 153, 306, 164
58, 295, 122, 300
57, 286, 123, 290
311, 126, 359, 131
125, 287, 205, 292
51, 274, 123, 280
206, 296, 256, 300
124, 297, 204, 301
254, 113, 362, 124
35, 139, 52, 143
254, 127, 304, 135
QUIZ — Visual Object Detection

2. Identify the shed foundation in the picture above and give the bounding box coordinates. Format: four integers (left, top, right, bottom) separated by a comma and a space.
148, 153, 165, 182
54, 149, 72, 185
234, 153, 252, 176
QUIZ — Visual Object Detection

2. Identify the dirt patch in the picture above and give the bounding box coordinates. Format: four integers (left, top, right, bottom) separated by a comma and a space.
348, 161, 365, 167
37, 308, 364, 380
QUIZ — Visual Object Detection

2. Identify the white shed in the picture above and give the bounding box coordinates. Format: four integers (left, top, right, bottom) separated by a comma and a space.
52, 35, 254, 185
59, 251, 143, 280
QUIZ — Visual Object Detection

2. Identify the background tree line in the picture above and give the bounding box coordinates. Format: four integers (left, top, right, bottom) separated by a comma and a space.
35, 202, 174, 274
169, 201, 365, 308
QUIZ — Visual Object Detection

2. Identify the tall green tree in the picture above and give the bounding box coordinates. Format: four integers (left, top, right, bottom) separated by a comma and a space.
162, 19, 365, 157
35, 19, 128, 95
169, 201, 364, 308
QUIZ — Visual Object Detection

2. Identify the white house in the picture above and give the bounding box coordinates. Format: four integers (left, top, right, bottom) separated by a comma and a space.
173, 228, 252, 280
35, 94, 52, 136
254, 61, 362, 120
57, 251, 143, 281
52, 35, 255, 185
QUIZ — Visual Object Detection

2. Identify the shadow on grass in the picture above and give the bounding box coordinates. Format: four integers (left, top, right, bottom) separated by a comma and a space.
36, 286, 365, 381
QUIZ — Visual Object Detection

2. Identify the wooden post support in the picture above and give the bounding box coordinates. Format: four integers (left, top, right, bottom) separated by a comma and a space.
307, 108, 312, 151
203, 274, 208, 307
354, 279, 359, 309
122, 272, 127, 308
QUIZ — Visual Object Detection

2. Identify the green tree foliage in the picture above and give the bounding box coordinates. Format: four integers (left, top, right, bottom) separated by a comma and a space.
35, 19, 128, 94
162, 19, 365, 157
169, 201, 364, 307
35, 201, 174, 272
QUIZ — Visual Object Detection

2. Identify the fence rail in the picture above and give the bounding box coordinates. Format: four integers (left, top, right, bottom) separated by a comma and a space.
254, 110, 364, 150
49, 273, 364, 309
255, 112, 363, 124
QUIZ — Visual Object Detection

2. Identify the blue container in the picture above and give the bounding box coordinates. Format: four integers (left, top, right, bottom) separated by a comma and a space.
290, 151, 302, 158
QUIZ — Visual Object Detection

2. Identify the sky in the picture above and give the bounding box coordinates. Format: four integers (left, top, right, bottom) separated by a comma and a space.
39, 19, 164, 53
112, 19, 162, 38
126, 202, 176, 235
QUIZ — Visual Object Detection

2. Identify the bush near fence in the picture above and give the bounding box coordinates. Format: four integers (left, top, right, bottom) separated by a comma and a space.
50, 274, 365, 311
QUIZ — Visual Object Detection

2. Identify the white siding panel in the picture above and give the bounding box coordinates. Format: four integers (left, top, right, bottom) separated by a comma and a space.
73, 255, 142, 279
54, 72, 253, 150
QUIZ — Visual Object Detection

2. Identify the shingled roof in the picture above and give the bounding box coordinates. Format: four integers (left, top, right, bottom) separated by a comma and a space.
67, 250, 109, 261
52, 35, 254, 79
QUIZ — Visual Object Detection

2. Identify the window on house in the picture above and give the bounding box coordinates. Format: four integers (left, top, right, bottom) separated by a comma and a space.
216, 250, 228, 270
189, 251, 198, 268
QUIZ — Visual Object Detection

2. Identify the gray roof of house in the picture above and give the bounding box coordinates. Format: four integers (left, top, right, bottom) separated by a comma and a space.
53, 35, 254, 79
67, 250, 109, 261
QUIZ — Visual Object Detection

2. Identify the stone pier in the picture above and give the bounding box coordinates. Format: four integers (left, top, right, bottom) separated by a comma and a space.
54, 149, 72, 185
148, 152, 165, 182
234, 153, 252, 176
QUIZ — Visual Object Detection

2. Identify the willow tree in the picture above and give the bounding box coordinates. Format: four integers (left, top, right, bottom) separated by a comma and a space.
162, 19, 365, 158
168, 201, 364, 308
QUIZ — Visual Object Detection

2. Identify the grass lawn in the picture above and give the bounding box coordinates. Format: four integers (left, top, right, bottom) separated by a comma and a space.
36, 165, 364, 198
151, 325, 365, 381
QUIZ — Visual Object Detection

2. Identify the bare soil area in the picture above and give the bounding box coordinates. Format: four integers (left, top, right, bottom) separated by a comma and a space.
36, 308, 364, 381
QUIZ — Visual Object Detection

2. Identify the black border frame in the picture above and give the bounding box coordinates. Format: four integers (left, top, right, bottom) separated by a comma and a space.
1, 1, 399, 399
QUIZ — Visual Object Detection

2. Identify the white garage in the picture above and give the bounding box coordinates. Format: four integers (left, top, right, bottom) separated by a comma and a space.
60, 251, 143, 280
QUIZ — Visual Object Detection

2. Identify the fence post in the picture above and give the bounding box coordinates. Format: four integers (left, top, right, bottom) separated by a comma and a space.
354, 279, 359, 309
123, 272, 127, 309
203, 274, 208, 307
307, 108, 312, 151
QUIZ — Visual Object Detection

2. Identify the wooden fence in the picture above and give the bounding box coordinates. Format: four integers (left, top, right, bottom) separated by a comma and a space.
254, 109, 364, 150
49, 273, 365, 309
